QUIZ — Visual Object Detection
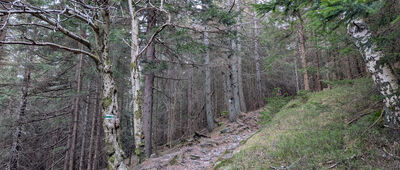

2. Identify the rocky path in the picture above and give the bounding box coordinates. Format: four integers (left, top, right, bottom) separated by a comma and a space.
135, 110, 261, 170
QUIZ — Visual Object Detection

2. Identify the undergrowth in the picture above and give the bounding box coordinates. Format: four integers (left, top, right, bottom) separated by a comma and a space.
214, 78, 399, 169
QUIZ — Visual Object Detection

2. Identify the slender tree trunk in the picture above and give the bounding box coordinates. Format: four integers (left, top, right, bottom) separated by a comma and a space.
153, 78, 158, 152
69, 50, 84, 170
0, 14, 8, 59
236, 1, 247, 112
253, 11, 262, 107
79, 83, 91, 170
348, 19, 400, 129
143, 8, 156, 158
315, 49, 322, 91
231, 40, 241, 115
346, 55, 352, 79
204, 31, 214, 132
294, 57, 300, 92
224, 67, 236, 122
187, 66, 193, 136
297, 14, 310, 91
128, 0, 144, 160
92, 94, 101, 170
8, 60, 31, 170
86, 86, 99, 170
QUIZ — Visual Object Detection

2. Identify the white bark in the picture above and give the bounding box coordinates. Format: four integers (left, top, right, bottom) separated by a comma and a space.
128, 0, 143, 158
348, 19, 400, 128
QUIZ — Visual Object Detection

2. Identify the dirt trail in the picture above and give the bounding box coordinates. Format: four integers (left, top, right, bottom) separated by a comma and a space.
135, 110, 261, 170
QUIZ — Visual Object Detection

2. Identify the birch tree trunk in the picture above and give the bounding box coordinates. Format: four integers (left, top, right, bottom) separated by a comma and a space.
348, 19, 400, 129
204, 31, 214, 132
8, 60, 31, 170
128, 0, 144, 160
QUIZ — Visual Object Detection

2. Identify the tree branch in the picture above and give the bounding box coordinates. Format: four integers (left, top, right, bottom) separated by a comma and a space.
0, 40, 99, 63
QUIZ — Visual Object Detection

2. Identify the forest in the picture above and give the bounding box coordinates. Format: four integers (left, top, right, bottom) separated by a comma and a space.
0, 0, 399, 169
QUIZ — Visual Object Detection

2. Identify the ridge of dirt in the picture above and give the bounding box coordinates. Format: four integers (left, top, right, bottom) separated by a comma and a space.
134, 110, 261, 170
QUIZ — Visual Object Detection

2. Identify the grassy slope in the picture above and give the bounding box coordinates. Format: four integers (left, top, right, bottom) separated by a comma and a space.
215, 78, 399, 169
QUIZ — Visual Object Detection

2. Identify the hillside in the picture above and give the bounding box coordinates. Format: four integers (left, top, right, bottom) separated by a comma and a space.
215, 78, 400, 169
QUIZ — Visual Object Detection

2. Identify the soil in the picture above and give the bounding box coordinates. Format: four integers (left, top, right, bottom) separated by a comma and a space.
133, 110, 261, 170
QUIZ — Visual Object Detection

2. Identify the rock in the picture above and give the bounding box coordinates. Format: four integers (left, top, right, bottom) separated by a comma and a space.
190, 154, 201, 160
150, 153, 157, 158
220, 127, 231, 134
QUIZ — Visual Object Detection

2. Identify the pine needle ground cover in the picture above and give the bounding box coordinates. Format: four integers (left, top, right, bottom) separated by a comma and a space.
215, 78, 400, 169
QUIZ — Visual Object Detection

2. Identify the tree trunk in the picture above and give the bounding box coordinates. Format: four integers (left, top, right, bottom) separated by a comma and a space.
236, 1, 247, 112
204, 31, 214, 132
187, 65, 193, 135
224, 67, 236, 122
143, 8, 156, 158
79, 83, 91, 170
95, 5, 126, 169
69, 50, 84, 170
346, 55, 353, 79
294, 56, 300, 92
315, 49, 322, 91
254, 12, 262, 107
0, 14, 7, 59
128, 0, 144, 160
86, 86, 99, 170
8, 60, 31, 170
297, 14, 310, 91
231, 40, 241, 115
92, 94, 101, 170
348, 19, 400, 129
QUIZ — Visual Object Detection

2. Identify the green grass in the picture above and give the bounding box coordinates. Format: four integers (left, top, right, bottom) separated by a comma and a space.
214, 78, 398, 169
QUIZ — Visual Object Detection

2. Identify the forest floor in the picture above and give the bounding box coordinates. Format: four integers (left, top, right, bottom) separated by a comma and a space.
134, 110, 261, 170
215, 78, 400, 169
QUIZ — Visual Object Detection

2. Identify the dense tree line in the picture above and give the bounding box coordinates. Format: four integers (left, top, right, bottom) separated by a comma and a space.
0, 0, 398, 169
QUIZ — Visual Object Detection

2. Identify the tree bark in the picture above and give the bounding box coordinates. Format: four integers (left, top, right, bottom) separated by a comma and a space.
348, 19, 400, 129
297, 14, 310, 91
128, 0, 144, 160
143, 8, 156, 158
68, 49, 84, 170
236, 1, 247, 112
315, 49, 322, 91
92, 94, 102, 170
86, 86, 99, 170
95, 5, 126, 169
231, 40, 241, 116
8, 59, 31, 170
79, 83, 91, 170
254, 11, 262, 107
204, 31, 214, 132
187, 65, 193, 135
224, 66, 236, 122
0, 14, 7, 59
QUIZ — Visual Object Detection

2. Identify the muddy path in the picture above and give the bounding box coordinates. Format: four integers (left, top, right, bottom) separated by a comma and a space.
134, 110, 261, 170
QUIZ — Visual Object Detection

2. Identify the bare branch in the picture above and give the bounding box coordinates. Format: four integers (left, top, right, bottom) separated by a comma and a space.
0, 40, 99, 63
